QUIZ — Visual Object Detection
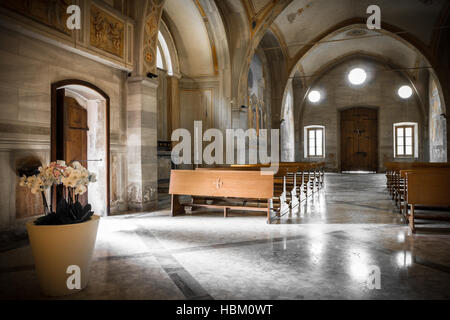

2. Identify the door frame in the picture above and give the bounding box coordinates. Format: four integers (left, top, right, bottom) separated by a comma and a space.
339, 106, 379, 172
51, 79, 111, 215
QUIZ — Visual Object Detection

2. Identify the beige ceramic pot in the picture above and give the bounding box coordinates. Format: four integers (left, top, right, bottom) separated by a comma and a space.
26, 215, 100, 297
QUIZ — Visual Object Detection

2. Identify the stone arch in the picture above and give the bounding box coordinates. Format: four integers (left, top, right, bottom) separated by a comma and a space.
280, 23, 447, 161
51, 79, 110, 215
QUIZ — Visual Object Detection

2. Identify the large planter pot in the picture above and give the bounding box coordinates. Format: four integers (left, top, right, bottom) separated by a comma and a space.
26, 215, 100, 297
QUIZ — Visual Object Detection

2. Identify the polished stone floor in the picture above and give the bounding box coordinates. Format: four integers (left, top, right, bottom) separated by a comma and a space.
1, 173, 450, 299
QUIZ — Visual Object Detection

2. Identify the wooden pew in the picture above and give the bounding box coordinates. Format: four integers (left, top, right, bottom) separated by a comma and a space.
399, 168, 450, 215
210, 162, 325, 217
195, 165, 294, 217
384, 162, 450, 210
192, 162, 325, 220
404, 171, 450, 233
230, 162, 325, 193
169, 170, 275, 223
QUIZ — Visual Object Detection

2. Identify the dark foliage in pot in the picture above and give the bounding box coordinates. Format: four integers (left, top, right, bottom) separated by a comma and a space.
34, 198, 93, 225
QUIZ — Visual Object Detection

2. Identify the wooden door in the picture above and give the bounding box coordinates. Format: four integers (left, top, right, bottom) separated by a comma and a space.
63, 96, 88, 205
179, 89, 213, 164
179, 89, 213, 134
340, 107, 378, 172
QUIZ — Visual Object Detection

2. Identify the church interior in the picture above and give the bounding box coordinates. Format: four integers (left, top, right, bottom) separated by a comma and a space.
0, 0, 450, 301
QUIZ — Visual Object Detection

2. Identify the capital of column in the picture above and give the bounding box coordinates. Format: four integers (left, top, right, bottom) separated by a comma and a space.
127, 76, 159, 89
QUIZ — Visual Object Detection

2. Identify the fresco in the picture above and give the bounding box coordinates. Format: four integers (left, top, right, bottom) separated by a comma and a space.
429, 79, 447, 162
0, 0, 72, 35
90, 5, 124, 58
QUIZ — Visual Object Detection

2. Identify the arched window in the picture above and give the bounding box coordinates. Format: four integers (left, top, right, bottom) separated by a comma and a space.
156, 31, 173, 75
156, 46, 164, 70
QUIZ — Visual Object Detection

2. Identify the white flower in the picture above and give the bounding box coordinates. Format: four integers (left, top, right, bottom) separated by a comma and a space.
19, 176, 27, 187
19, 160, 97, 196
56, 160, 66, 167
74, 184, 87, 195
72, 161, 83, 170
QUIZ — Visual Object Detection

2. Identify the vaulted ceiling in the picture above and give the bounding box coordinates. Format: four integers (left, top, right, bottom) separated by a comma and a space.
272, 0, 448, 60
163, 0, 215, 77
255, 0, 449, 91
157, 0, 448, 107
293, 25, 426, 79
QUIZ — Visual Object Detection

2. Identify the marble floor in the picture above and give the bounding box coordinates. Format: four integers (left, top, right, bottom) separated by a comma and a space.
1, 173, 450, 299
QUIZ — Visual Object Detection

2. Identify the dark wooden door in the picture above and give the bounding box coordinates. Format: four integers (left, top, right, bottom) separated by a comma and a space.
340, 107, 378, 172
63, 96, 88, 205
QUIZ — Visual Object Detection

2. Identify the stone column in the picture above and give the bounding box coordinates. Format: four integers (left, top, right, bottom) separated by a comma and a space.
126, 77, 159, 211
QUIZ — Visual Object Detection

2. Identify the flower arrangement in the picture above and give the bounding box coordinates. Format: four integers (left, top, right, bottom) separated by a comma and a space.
20, 161, 97, 225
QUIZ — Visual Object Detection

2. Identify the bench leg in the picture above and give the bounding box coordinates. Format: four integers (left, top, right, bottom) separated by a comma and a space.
171, 195, 185, 217
409, 204, 415, 233
267, 199, 272, 224
224, 207, 228, 218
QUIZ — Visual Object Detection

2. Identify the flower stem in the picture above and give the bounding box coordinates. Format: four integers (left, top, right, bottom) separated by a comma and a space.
41, 191, 49, 215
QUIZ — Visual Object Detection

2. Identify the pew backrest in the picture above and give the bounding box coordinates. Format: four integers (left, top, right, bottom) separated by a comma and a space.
400, 168, 450, 178
406, 172, 450, 206
169, 170, 274, 199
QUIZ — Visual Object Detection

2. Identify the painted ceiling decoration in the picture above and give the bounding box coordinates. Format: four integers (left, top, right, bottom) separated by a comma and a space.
143, 0, 165, 75
193, 0, 219, 75
242, 0, 278, 35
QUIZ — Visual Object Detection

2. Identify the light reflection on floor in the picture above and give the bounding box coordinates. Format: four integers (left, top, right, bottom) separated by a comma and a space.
1, 173, 450, 299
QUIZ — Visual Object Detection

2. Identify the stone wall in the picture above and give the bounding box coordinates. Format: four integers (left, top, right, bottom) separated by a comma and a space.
0, 26, 129, 229
297, 57, 425, 172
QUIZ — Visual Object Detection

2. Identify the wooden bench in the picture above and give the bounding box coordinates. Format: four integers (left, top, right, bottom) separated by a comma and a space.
404, 171, 450, 233
230, 162, 325, 193
398, 168, 450, 215
169, 170, 275, 222
384, 162, 450, 209
196, 162, 325, 218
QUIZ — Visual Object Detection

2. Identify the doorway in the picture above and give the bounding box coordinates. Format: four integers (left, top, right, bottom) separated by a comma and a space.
340, 107, 378, 172
51, 80, 110, 215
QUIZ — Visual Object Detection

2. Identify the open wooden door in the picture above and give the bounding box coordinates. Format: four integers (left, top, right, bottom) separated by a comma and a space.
340, 107, 378, 172
64, 96, 88, 205
53, 89, 89, 207
52, 80, 110, 215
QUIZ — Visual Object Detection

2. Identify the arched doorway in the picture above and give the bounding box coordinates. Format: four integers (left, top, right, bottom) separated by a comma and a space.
51, 80, 110, 216
340, 107, 378, 172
